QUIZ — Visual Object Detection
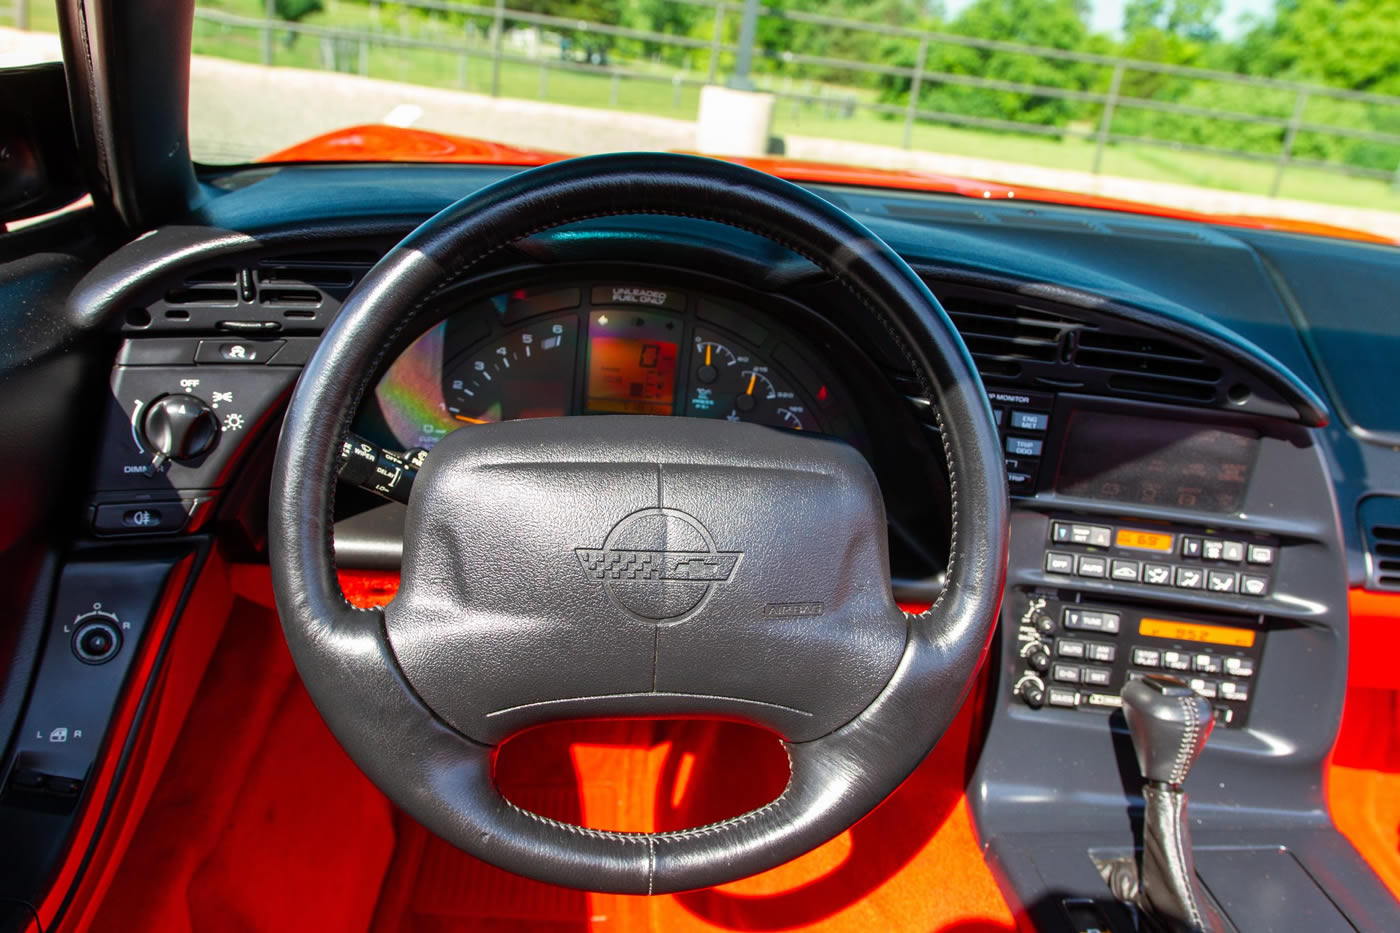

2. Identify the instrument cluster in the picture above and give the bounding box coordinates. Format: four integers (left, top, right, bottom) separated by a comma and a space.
358, 281, 864, 454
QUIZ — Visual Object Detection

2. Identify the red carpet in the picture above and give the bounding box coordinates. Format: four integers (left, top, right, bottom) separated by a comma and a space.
90, 593, 395, 933
1330, 687, 1400, 901
84, 564, 1400, 931
90, 566, 1016, 932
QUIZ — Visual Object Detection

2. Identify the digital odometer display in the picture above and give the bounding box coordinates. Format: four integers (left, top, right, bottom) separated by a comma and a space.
1056, 411, 1259, 513
585, 310, 680, 415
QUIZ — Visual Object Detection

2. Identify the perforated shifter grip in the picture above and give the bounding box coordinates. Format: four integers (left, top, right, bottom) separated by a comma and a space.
1122, 675, 1214, 787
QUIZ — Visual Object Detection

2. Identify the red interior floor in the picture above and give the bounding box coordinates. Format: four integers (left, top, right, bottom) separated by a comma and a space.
85, 565, 1400, 931
91, 573, 1018, 932
91, 594, 396, 933
1329, 687, 1400, 901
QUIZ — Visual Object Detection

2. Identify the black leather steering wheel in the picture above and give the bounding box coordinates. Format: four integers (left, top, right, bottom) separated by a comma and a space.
269, 152, 1008, 894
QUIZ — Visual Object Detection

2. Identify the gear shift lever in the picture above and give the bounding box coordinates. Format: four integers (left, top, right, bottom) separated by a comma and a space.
1121, 675, 1226, 933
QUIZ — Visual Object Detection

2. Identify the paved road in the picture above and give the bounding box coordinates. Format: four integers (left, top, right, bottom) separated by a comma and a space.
5, 27, 1400, 240
186, 55, 696, 164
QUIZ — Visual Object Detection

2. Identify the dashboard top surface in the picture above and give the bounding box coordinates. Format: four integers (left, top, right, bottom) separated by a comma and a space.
184, 162, 1339, 410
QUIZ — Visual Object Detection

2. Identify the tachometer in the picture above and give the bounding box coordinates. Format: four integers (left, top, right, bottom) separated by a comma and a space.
443, 315, 579, 425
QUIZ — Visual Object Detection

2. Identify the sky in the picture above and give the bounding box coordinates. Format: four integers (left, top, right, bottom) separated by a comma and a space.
942, 0, 1278, 39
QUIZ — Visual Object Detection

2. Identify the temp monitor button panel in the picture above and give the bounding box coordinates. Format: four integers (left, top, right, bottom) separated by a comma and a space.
1009, 590, 1264, 728
989, 389, 1055, 495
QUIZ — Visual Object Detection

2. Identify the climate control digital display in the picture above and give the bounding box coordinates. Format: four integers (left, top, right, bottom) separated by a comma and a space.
1115, 529, 1174, 552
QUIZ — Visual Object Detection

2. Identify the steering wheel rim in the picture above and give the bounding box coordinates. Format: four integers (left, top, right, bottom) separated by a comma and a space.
269, 152, 1008, 894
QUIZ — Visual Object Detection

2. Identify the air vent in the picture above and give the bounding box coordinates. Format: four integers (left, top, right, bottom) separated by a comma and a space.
137, 245, 385, 333
919, 283, 1288, 413
1075, 331, 1223, 403
1005, 216, 1103, 234
1373, 527, 1400, 589
941, 296, 1082, 380
256, 250, 376, 302
164, 287, 237, 305
164, 267, 239, 305
135, 245, 383, 332
183, 267, 237, 284
1104, 222, 1210, 244
259, 288, 323, 305
1361, 497, 1400, 592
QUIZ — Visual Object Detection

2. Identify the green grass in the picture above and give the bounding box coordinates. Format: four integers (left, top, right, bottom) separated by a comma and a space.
12, 0, 1400, 215
773, 106, 1400, 213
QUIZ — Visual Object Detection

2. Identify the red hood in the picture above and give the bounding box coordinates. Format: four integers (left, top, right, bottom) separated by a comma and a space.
264, 125, 1395, 246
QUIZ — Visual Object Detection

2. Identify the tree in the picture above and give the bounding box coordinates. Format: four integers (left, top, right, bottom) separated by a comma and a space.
879, 0, 1101, 129
511, 0, 628, 58
1228, 0, 1400, 170
276, 0, 323, 21
275, 0, 323, 47
1123, 0, 1222, 42
752, 0, 931, 85
630, 0, 706, 64
1232, 0, 1400, 94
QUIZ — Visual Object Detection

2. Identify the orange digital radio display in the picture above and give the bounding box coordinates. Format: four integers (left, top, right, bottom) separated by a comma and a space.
1139, 617, 1256, 648
1115, 529, 1175, 552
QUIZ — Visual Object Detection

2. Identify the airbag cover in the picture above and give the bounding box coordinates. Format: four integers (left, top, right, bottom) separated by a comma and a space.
385, 415, 907, 744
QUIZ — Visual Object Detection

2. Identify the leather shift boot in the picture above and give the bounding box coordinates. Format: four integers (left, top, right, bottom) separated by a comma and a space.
1138, 783, 1227, 933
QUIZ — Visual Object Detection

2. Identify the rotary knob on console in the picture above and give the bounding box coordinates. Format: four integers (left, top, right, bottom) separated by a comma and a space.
1026, 643, 1051, 672
140, 394, 219, 467
1016, 676, 1046, 709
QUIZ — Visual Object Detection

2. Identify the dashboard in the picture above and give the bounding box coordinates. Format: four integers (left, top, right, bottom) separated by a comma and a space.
356, 280, 863, 455
7, 161, 1400, 933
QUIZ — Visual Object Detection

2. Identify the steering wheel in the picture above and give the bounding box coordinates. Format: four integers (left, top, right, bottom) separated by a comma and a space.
269, 152, 1008, 894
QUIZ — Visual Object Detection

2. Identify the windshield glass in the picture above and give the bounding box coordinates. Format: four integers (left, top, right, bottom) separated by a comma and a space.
9, 0, 1400, 238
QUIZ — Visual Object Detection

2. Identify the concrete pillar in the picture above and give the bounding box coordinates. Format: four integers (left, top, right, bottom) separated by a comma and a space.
695, 85, 775, 157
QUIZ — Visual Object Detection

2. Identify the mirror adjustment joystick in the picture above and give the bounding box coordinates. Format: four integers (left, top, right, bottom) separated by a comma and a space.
140, 394, 219, 468
1121, 675, 1225, 933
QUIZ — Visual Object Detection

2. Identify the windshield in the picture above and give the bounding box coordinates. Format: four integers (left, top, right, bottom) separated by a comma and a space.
8, 0, 1400, 238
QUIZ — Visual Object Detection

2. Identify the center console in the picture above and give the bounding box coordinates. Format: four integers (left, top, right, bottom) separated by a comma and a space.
1013, 514, 1278, 729
972, 394, 1400, 932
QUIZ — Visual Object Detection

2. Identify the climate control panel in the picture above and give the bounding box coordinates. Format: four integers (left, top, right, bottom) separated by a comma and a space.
1010, 590, 1264, 728
1041, 518, 1278, 599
